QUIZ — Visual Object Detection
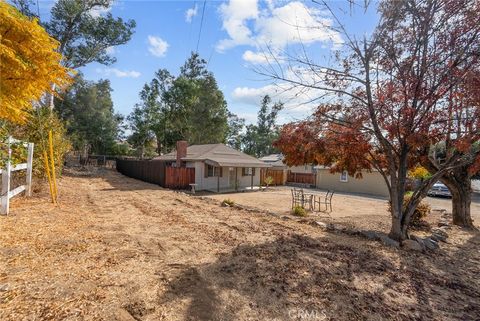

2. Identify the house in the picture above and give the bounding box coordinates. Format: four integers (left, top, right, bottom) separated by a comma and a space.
259, 154, 316, 186
155, 141, 270, 192
315, 166, 389, 197
259, 154, 316, 173
259, 154, 389, 197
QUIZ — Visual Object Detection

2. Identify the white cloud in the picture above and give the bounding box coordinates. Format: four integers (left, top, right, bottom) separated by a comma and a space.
96, 68, 141, 78
185, 4, 198, 23
217, 0, 259, 52
216, 1, 343, 55
147, 35, 169, 57
242, 50, 270, 64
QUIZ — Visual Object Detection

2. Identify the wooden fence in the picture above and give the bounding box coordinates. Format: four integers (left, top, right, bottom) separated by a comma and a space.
165, 167, 195, 189
1, 137, 34, 215
116, 158, 195, 189
260, 169, 284, 186
116, 158, 166, 186
287, 171, 316, 186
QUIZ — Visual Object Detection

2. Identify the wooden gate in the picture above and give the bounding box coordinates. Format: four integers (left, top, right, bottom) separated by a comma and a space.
165, 167, 195, 189
260, 169, 284, 186
287, 171, 316, 186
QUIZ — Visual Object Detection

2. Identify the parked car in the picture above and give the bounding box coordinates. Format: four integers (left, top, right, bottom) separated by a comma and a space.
427, 182, 452, 198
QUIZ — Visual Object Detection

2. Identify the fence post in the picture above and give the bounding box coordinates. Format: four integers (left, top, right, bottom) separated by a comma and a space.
1, 137, 12, 215
25, 143, 34, 197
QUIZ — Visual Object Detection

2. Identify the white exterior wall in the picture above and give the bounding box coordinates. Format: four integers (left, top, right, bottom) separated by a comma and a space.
315, 169, 389, 197
193, 162, 260, 192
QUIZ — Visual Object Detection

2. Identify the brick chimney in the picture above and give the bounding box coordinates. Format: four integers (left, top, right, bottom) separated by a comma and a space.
176, 140, 187, 167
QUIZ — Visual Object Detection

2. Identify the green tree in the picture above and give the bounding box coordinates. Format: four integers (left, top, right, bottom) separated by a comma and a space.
56, 74, 123, 155
226, 112, 245, 150
13, 0, 136, 108
242, 95, 283, 157
129, 52, 231, 155
168, 52, 229, 146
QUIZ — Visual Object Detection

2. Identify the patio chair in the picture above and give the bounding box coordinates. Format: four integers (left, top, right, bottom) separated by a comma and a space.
314, 190, 334, 212
291, 188, 313, 210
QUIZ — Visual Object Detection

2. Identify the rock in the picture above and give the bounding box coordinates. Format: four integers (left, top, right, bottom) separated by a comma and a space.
431, 228, 449, 238
281, 216, 291, 220
423, 238, 439, 250
360, 230, 380, 240
379, 235, 400, 248
313, 221, 328, 229
431, 233, 447, 243
412, 236, 426, 251
402, 239, 424, 252
438, 221, 450, 227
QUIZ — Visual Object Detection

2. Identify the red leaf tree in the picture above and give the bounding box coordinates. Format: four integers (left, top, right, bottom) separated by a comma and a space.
265, 0, 480, 240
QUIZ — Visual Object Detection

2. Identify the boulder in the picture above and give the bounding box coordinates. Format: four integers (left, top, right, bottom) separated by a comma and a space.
360, 230, 380, 241
423, 238, 439, 251
379, 235, 400, 248
431, 233, 447, 243
412, 236, 426, 251
431, 228, 449, 238
313, 221, 328, 229
402, 239, 424, 252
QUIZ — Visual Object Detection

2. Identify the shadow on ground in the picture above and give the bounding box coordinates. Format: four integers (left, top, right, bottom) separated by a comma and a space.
157, 233, 480, 321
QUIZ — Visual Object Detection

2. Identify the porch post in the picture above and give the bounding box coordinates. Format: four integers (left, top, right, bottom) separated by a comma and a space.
235, 167, 238, 192
217, 167, 220, 193
251, 168, 253, 190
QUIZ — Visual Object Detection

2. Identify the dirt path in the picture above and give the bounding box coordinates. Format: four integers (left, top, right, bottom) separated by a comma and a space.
1, 169, 479, 320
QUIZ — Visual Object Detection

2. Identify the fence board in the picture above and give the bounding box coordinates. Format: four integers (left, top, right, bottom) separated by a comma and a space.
165, 167, 195, 189
116, 158, 166, 186
287, 171, 316, 186
260, 169, 284, 186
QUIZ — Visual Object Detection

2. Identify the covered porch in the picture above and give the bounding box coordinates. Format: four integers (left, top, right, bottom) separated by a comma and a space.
199, 159, 271, 193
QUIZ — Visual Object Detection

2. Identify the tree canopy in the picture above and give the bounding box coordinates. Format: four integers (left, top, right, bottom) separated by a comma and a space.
271, 0, 480, 240
128, 53, 231, 155
56, 74, 124, 155
0, 2, 71, 124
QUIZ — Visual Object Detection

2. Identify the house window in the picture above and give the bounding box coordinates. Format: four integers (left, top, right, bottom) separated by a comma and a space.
340, 171, 348, 182
242, 167, 255, 176
206, 165, 221, 177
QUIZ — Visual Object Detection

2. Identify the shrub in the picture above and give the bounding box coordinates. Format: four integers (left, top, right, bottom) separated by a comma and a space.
222, 198, 235, 207
388, 194, 431, 227
292, 205, 307, 217
13, 108, 71, 178
264, 176, 274, 187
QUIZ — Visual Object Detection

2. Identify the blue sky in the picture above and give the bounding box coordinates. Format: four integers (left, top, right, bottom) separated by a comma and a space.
37, 0, 379, 124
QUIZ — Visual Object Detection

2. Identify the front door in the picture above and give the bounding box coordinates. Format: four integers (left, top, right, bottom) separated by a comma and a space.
229, 168, 236, 190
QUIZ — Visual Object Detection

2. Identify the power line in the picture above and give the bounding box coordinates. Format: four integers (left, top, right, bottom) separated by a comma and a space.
195, 0, 207, 53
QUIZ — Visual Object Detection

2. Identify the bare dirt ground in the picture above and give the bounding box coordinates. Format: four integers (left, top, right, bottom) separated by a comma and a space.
206, 187, 480, 233
1, 169, 480, 321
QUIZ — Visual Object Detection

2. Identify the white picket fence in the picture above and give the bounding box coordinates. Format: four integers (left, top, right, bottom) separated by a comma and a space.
1, 137, 34, 215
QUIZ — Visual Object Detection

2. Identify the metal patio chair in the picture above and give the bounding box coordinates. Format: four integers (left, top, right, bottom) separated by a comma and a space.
314, 190, 334, 212
291, 187, 313, 210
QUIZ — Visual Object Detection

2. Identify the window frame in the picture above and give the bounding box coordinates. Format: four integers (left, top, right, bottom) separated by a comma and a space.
206, 164, 221, 177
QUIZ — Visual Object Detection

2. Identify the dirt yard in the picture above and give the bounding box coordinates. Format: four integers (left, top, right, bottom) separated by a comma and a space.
1, 169, 479, 321
206, 186, 480, 233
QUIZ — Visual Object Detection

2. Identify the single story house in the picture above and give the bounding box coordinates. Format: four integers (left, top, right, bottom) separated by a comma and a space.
315, 166, 389, 198
259, 154, 316, 173
155, 141, 270, 192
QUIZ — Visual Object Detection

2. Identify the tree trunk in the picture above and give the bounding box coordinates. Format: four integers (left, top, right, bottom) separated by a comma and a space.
389, 216, 408, 241
423, 161, 475, 228
440, 168, 474, 228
